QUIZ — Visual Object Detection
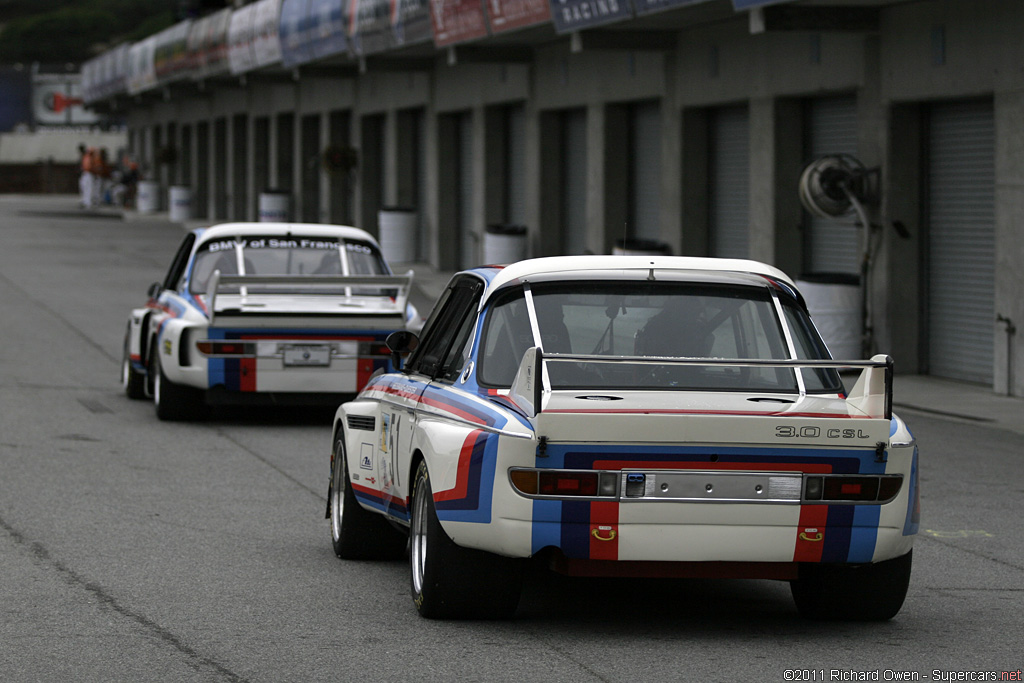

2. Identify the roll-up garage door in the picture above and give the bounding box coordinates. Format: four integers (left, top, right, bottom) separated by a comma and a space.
562, 109, 587, 255
926, 100, 995, 385
631, 101, 661, 241
806, 95, 859, 274
458, 111, 475, 269
507, 105, 526, 226
709, 105, 749, 259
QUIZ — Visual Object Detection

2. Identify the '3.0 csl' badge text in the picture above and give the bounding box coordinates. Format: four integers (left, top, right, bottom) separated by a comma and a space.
775, 426, 871, 439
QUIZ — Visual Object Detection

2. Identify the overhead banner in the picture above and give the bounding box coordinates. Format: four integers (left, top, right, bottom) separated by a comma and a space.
127, 35, 158, 95
280, 0, 314, 66
349, 0, 394, 55
548, 0, 632, 33
307, 0, 348, 60
153, 20, 193, 84
228, 3, 259, 74
392, 0, 432, 47
189, 8, 233, 80
430, 0, 488, 47
253, 0, 284, 68
487, 0, 551, 34
82, 43, 130, 103
634, 0, 711, 16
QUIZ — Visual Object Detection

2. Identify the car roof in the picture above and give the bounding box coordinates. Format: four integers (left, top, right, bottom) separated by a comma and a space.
481, 255, 797, 294
192, 222, 379, 246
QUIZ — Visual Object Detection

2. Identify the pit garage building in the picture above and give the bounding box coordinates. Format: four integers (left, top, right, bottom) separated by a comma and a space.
82, 0, 1024, 398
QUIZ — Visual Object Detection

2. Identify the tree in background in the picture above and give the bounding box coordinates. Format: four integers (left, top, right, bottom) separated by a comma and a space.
0, 0, 180, 65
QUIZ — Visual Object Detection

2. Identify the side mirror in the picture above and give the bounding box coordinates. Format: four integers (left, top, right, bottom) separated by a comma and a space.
147, 282, 162, 300
385, 330, 420, 370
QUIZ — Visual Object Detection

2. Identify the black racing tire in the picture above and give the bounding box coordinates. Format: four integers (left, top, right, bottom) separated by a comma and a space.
151, 351, 206, 421
791, 550, 912, 621
330, 433, 406, 560
122, 330, 146, 400
409, 460, 522, 620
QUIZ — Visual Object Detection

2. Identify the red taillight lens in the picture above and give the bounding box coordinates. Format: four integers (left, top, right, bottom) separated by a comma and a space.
823, 477, 879, 501
196, 341, 255, 356
539, 471, 599, 497
806, 475, 902, 502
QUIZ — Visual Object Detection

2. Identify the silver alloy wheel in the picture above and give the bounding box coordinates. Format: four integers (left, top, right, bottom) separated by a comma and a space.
121, 356, 130, 388
410, 473, 429, 596
153, 359, 162, 406
330, 449, 344, 542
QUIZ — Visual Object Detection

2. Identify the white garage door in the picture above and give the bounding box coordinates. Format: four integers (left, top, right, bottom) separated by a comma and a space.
709, 105, 749, 259
806, 95, 859, 275
926, 100, 995, 385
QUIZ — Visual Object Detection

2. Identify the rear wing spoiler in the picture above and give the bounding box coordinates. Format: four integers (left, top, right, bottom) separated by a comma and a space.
206, 270, 414, 325
509, 348, 894, 420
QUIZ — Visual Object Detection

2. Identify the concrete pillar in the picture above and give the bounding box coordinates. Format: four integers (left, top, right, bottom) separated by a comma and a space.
384, 108, 399, 211
660, 69, 683, 255
881, 103, 923, 374
436, 113, 459, 271
748, 96, 803, 277
537, 110, 562, 257
470, 104, 487, 266
994, 89, 1024, 396
319, 112, 331, 224
598, 103, 624, 254
680, 107, 709, 257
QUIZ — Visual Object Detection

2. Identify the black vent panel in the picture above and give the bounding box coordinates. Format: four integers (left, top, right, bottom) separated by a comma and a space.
347, 415, 376, 432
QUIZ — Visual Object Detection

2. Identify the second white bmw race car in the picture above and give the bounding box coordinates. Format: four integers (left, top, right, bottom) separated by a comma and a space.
122, 222, 419, 420
326, 255, 919, 621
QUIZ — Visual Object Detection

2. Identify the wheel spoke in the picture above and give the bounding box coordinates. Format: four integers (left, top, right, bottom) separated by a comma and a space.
410, 481, 427, 595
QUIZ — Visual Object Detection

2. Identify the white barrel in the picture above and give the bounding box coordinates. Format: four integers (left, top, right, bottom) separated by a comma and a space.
378, 208, 417, 263
483, 225, 527, 265
796, 276, 863, 360
168, 186, 191, 222
136, 181, 159, 214
258, 192, 290, 222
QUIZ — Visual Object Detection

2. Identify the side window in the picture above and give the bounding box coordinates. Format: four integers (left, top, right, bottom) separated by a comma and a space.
436, 305, 479, 382
164, 234, 196, 292
478, 290, 533, 387
406, 277, 482, 378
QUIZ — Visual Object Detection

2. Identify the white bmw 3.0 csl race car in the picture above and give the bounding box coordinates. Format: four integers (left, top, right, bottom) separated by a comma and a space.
326, 256, 919, 620
122, 222, 419, 420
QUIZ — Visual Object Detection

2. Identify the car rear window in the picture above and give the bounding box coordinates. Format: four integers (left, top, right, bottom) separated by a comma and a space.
478, 280, 842, 393
188, 237, 387, 294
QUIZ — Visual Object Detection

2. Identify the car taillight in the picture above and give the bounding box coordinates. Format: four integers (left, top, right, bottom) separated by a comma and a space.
196, 341, 256, 356
509, 470, 538, 495
804, 475, 902, 503
510, 469, 619, 498
540, 471, 598, 496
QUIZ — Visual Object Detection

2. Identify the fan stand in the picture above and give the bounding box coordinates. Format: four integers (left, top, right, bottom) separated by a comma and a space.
798, 154, 879, 358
